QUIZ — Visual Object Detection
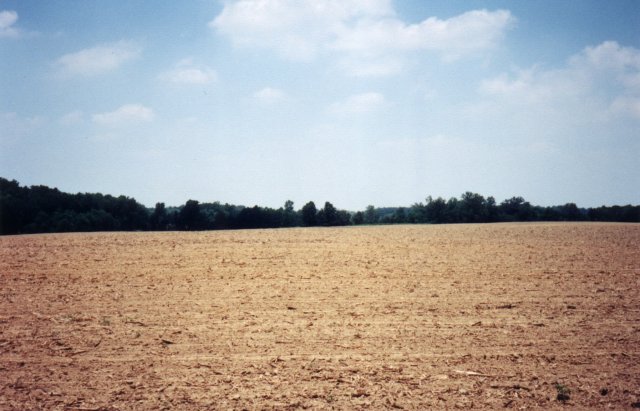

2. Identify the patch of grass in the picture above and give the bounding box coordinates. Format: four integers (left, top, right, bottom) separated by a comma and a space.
555, 382, 570, 402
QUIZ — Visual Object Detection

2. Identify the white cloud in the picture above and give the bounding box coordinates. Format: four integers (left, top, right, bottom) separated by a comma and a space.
580, 41, 640, 72
0, 10, 19, 38
56, 40, 141, 76
211, 1, 514, 74
59, 110, 84, 126
329, 92, 386, 114
0, 112, 45, 144
478, 41, 640, 121
331, 9, 514, 61
338, 56, 405, 77
253, 87, 287, 104
159, 59, 217, 85
92, 104, 154, 126
479, 67, 569, 104
577, 41, 640, 90
610, 96, 640, 120
211, 0, 394, 61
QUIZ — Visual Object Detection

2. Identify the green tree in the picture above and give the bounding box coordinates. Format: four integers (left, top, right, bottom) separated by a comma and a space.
150, 202, 167, 230
409, 202, 427, 223
336, 209, 352, 226
500, 196, 536, 221
445, 197, 460, 223
86, 209, 118, 231
459, 192, 487, 223
322, 201, 338, 226
179, 200, 205, 230
486, 196, 498, 222
559, 203, 582, 221
301, 201, 317, 226
392, 207, 407, 223
364, 205, 377, 224
281, 200, 297, 227
0, 178, 28, 234
425, 196, 447, 223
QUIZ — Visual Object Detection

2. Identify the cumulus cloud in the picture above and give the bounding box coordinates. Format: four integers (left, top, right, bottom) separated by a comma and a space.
479, 67, 567, 104
253, 87, 287, 104
159, 59, 217, 85
211, 0, 393, 61
332, 9, 514, 60
0, 10, 19, 38
580, 41, 640, 71
210, 1, 514, 75
56, 40, 141, 76
329, 92, 386, 114
578, 41, 640, 90
92, 104, 154, 126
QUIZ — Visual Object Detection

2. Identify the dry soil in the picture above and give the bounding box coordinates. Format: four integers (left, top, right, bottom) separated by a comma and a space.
1, 223, 639, 409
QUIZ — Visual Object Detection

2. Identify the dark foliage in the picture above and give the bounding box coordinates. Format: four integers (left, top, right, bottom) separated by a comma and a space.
0, 178, 148, 234
301, 201, 318, 227
0, 177, 638, 235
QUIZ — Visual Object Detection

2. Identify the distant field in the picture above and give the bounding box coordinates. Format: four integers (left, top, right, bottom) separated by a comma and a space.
1, 223, 639, 409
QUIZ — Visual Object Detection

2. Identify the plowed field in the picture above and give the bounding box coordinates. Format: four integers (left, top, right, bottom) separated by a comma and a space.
1, 223, 639, 409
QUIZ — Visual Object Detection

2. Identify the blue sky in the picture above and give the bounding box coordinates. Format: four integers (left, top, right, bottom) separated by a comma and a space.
1, 1, 639, 210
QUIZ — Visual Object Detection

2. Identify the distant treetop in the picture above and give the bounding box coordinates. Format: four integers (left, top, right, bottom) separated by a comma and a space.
0, 177, 637, 235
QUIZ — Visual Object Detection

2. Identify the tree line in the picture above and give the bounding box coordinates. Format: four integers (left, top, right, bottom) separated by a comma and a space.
0, 177, 638, 235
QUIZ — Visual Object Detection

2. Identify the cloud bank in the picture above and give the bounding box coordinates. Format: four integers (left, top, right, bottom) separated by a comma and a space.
211, 0, 514, 75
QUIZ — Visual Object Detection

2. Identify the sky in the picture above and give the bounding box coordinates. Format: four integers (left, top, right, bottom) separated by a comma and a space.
1, 0, 639, 210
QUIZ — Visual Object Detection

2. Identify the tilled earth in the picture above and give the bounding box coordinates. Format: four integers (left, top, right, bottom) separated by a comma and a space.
1, 223, 639, 409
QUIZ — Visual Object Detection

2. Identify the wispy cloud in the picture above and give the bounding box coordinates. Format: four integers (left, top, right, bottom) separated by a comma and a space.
338, 56, 405, 77
610, 96, 640, 120
253, 87, 287, 104
329, 92, 386, 114
59, 110, 84, 126
159, 58, 217, 85
0, 10, 19, 38
211, 1, 514, 75
478, 41, 640, 122
92, 104, 154, 126
0, 112, 45, 144
56, 40, 141, 76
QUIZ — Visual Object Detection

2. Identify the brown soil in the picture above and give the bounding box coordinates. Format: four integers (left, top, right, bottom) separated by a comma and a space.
1, 223, 639, 410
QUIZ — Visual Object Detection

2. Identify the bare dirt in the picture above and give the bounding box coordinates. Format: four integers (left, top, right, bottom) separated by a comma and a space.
1, 223, 639, 410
